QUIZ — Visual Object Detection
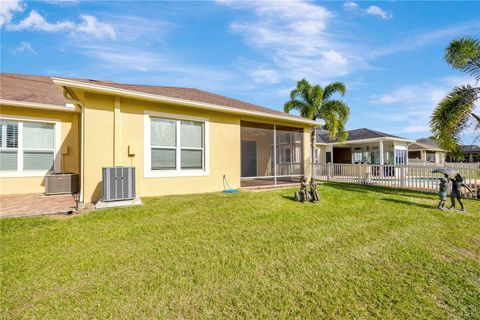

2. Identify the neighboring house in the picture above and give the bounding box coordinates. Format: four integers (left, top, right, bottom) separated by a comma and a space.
407, 138, 446, 165
0, 73, 318, 203
458, 145, 480, 162
315, 128, 412, 165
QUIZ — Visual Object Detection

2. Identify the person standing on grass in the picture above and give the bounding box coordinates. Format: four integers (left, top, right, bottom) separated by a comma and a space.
448, 174, 473, 212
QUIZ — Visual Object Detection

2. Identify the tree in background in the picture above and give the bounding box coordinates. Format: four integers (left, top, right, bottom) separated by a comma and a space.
284, 79, 350, 142
431, 37, 480, 154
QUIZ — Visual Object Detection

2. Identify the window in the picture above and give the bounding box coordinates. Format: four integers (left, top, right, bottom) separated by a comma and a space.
0, 121, 18, 171
151, 118, 177, 170
0, 119, 57, 175
180, 121, 203, 169
353, 152, 363, 163
370, 151, 380, 164
23, 122, 55, 171
426, 151, 435, 163
384, 151, 395, 165
146, 114, 207, 177
395, 149, 407, 165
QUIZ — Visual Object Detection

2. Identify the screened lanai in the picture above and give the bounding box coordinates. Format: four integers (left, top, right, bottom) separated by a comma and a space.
240, 121, 304, 187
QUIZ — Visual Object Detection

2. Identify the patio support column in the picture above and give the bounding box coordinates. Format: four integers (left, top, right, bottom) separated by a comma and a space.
378, 140, 385, 166
379, 140, 384, 178
311, 127, 316, 179
379, 140, 384, 165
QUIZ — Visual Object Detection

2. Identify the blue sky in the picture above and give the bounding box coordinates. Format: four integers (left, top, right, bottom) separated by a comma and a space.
1, 0, 479, 143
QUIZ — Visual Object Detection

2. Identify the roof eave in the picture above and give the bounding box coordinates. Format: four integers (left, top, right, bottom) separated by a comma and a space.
51, 77, 320, 126
0, 99, 80, 113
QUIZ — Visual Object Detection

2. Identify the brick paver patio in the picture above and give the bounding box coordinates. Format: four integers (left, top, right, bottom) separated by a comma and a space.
0, 193, 76, 218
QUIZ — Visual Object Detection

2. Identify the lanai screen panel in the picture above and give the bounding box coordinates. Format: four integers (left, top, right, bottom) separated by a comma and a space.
240, 121, 274, 178
240, 121, 304, 186
275, 125, 304, 176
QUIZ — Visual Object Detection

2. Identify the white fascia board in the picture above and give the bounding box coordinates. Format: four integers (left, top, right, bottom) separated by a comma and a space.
51, 77, 320, 127
0, 99, 80, 113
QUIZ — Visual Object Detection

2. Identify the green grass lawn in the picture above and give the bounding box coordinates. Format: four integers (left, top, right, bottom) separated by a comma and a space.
1, 183, 479, 319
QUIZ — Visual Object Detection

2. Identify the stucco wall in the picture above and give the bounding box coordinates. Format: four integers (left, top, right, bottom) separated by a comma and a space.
0, 105, 80, 195
81, 94, 312, 203
0, 94, 312, 201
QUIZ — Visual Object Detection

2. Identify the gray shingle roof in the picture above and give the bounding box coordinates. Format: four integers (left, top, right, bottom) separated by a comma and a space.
0, 73, 69, 105
408, 138, 444, 151
1, 73, 308, 122
461, 144, 480, 153
416, 138, 441, 149
316, 128, 407, 143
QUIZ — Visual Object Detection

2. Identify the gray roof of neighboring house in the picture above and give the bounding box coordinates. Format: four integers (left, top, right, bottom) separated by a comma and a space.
416, 138, 441, 148
461, 144, 480, 153
316, 128, 407, 144
408, 138, 444, 151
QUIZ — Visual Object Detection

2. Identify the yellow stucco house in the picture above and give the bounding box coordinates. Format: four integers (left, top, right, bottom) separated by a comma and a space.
0, 73, 318, 203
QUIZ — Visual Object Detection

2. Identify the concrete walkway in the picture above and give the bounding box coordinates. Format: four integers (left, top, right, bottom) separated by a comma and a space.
0, 193, 76, 218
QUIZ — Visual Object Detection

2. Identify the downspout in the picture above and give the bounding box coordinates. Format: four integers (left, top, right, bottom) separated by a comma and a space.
80, 105, 85, 203
273, 124, 277, 185
311, 126, 316, 179
63, 87, 85, 203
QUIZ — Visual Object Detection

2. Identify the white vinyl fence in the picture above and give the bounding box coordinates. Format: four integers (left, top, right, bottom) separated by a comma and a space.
313, 164, 480, 199
408, 161, 480, 169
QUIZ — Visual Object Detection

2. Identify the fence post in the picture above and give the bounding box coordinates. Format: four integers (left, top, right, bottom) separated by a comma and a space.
400, 166, 406, 188
327, 163, 332, 182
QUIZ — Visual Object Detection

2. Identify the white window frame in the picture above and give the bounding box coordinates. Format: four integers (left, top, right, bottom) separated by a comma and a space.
144, 111, 209, 178
0, 115, 61, 177
394, 145, 407, 166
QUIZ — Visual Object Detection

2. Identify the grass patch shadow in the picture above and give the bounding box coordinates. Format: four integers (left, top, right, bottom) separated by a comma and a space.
324, 182, 435, 199
381, 198, 433, 209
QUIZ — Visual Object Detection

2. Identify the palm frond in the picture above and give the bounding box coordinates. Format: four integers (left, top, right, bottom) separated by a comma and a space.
318, 100, 350, 142
309, 85, 324, 108
470, 112, 480, 125
322, 82, 346, 101
284, 99, 308, 114
431, 85, 479, 152
283, 79, 349, 127
445, 37, 480, 80
472, 113, 480, 132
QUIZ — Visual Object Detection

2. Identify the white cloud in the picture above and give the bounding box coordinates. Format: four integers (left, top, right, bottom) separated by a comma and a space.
79, 45, 231, 84
100, 14, 169, 42
246, 66, 282, 84
0, 0, 23, 26
75, 15, 116, 39
369, 20, 479, 59
343, 2, 358, 10
7, 10, 74, 31
365, 5, 392, 20
42, 0, 79, 4
218, 0, 359, 83
6, 10, 116, 39
10, 41, 37, 55
369, 76, 474, 135
369, 76, 474, 106
343, 2, 392, 20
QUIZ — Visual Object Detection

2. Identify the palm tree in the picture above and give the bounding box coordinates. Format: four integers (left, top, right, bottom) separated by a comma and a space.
431, 37, 480, 154
284, 79, 350, 142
